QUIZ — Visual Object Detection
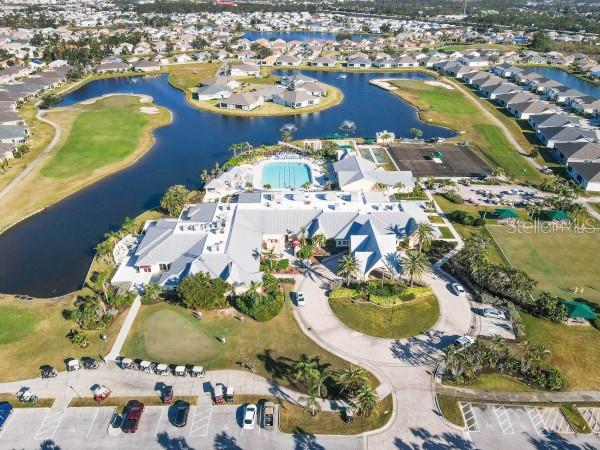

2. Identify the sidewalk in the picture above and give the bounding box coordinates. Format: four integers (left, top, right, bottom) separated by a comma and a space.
436, 384, 600, 403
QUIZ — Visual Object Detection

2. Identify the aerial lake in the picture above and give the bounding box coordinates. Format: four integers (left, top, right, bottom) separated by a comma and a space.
525, 66, 599, 99
244, 31, 373, 42
0, 70, 456, 297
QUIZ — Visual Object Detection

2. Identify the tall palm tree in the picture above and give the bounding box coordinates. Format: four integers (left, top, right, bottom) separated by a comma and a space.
337, 254, 359, 286
413, 222, 436, 252
312, 233, 326, 250
294, 354, 321, 388
354, 384, 379, 417
121, 216, 137, 236
403, 251, 428, 286
335, 366, 370, 397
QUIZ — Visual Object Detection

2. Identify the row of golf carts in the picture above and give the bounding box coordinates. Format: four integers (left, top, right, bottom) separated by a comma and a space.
120, 358, 205, 378
40, 358, 100, 378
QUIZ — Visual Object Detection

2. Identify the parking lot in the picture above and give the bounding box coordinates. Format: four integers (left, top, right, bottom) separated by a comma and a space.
0, 404, 361, 449
463, 403, 600, 449
454, 183, 549, 208
472, 302, 516, 340
388, 142, 490, 178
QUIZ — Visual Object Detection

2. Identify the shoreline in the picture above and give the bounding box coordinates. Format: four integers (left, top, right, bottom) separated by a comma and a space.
0, 94, 172, 235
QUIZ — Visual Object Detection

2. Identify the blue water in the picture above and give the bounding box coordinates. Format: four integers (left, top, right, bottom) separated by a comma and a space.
525, 66, 599, 99
244, 31, 372, 42
0, 71, 455, 297
261, 162, 312, 189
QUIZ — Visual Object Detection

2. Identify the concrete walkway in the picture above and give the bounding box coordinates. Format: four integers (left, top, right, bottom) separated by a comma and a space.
437, 384, 600, 403
105, 296, 141, 362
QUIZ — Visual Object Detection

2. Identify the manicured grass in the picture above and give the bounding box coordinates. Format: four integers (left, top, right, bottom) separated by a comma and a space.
521, 312, 600, 391
390, 80, 542, 183
561, 404, 591, 434
488, 225, 600, 304
0, 296, 125, 382
591, 203, 600, 214
279, 395, 393, 435
436, 394, 464, 427
0, 306, 40, 345
444, 373, 539, 392
0, 393, 55, 408
121, 301, 362, 390
166, 63, 220, 90
436, 226, 454, 239
42, 96, 164, 178
429, 215, 445, 224
328, 294, 439, 339
68, 395, 198, 408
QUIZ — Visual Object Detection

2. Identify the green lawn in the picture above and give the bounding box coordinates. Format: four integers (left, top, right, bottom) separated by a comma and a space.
121, 301, 362, 390
436, 394, 465, 427
390, 80, 542, 183
328, 295, 439, 339
444, 373, 538, 392
166, 63, 220, 90
436, 226, 454, 239
41, 96, 160, 178
0, 306, 40, 345
488, 225, 600, 304
521, 313, 600, 391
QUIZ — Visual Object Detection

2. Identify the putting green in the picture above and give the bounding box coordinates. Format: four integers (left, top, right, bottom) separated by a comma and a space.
0, 305, 40, 345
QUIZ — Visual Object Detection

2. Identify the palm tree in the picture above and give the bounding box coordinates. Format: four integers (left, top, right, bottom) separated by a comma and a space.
335, 366, 370, 397
521, 342, 551, 373
299, 226, 307, 246
294, 354, 321, 388
403, 251, 428, 286
312, 233, 326, 250
409, 127, 423, 140
121, 216, 137, 236
354, 384, 379, 417
337, 254, 359, 286
304, 392, 321, 417
95, 240, 113, 264
413, 222, 436, 252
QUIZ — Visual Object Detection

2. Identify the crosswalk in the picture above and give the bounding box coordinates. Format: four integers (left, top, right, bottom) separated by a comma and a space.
35, 409, 65, 440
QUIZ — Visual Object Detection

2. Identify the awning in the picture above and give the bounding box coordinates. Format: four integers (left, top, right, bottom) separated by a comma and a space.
560, 300, 597, 320
495, 208, 519, 219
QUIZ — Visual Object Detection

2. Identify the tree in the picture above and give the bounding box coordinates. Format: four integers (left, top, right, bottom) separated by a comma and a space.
409, 128, 423, 139
121, 216, 137, 236
403, 251, 428, 286
142, 282, 162, 304
321, 140, 338, 158
160, 184, 190, 216
335, 366, 370, 397
413, 222, 436, 253
380, 22, 391, 33
531, 31, 552, 52
521, 341, 550, 373
534, 292, 567, 322
94, 239, 113, 264
294, 354, 328, 397
338, 254, 359, 286
177, 272, 230, 310
282, 130, 293, 143
303, 392, 321, 417
312, 233, 326, 250
354, 384, 379, 417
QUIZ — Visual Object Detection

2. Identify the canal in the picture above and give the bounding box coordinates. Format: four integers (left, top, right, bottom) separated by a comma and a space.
0, 70, 455, 297
525, 66, 600, 99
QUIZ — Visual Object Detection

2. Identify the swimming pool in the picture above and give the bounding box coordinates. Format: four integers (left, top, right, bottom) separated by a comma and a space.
260, 162, 312, 189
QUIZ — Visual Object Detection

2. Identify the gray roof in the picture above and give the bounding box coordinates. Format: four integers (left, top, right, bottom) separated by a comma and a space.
496, 91, 536, 105
529, 113, 580, 128
334, 155, 414, 189
569, 162, 600, 182
181, 203, 218, 222
197, 84, 231, 96
0, 110, 19, 123
483, 83, 519, 95
510, 101, 551, 115
539, 126, 597, 143
221, 92, 260, 106
555, 142, 600, 161
237, 192, 262, 203
0, 124, 27, 139
276, 90, 315, 103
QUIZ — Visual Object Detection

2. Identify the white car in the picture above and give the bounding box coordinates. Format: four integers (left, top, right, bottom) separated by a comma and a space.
483, 307, 506, 320
454, 336, 475, 348
243, 404, 257, 430
294, 292, 305, 306
451, 283, 466, 296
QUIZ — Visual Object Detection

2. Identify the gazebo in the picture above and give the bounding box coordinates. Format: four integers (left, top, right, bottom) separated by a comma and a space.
560, 300, 597, 321
546, 210, 572, 221
495, 208, 519, 220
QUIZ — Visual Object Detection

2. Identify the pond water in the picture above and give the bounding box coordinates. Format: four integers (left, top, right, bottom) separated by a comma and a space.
244, 31, 372, 42
525, 66, 600, 99
0, 70, 455, 297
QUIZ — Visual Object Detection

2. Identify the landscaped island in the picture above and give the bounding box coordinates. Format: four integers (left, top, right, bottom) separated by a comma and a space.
0, 94, 171, 232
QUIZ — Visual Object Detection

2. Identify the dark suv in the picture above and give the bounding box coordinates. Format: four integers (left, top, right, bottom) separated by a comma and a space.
172, 400, 190, 427
122, 400, 145, 433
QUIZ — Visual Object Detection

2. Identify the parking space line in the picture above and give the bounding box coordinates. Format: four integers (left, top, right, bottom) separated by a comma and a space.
526, 407, 546, 436
493, 406, 514, 434
460, 403, 479, 432
35, 409, 65, 440
0, 409, 17, 440
154, 407, 165, 436
579, 407, 600, 434
189, 406, 212, 438
86, 408, 100, 438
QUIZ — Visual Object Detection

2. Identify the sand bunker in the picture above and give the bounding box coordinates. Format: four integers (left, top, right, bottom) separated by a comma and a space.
139, 95, 153, 103
140, 106, 159, 114
425, 80, 454, 90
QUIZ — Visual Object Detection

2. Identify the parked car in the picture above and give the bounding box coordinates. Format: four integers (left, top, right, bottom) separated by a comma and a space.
483, 307, 507, 320
243, 404, 257, 430
454, 336, 475, 348
263, 402, 275, 430
294, 292, 305, 306
0, 403, 13, 430
122, 400, 144, 433
172, 400, 190, 427
451, 283, 466, 296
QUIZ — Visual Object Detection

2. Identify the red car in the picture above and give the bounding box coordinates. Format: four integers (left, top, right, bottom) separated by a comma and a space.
122, 400, 144, 433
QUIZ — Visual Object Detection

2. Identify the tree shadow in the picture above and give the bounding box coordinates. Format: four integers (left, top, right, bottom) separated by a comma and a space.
39, 440, 61, 450
392, 427, 474, 449
293, 427, 326, 450
213, 431, 242, 450
257, 348, 293, 382
156, 431, 194, 450
389, 329, 458, 367
528, 431, 598, 450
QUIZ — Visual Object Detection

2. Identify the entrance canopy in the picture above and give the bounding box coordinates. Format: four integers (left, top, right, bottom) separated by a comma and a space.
561, 300, 597, 320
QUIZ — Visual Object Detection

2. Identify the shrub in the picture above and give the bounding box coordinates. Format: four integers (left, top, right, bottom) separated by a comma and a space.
234, 291, 284, 321
177, 272, 230, 310
441, 191, 464, 204
363, 280, 407, 297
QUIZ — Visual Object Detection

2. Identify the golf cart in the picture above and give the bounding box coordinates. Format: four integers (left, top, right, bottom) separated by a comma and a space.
155, 364, 169, 376
162, 386, 173, 404
174, 366, 186, 377
224, 386, 235, 404
93, 385, 111, 402
190, 366, 205, 378
214, 385, 224, 405
343, 405, 354, 423
139, 360, 155, 374
66, 359, 81, 372
41, 366, 58, 378
82, 358, 99, 370
120, 358, 135, 370
17, 388, 38, 404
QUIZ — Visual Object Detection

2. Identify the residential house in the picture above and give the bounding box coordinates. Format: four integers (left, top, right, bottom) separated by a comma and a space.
273, 90, 320, 109
96, 62, 130, 73
229, 63, 260, 77
0, 124, 27, 144
553, 142, 600, 164
275, 55, 302, 67
566, 162, 600, 191
219, 92, 264, 111
333, 154, 414, 192
132, 60, 160, 72
343, 56, 372, 69
527, 113, 580, 132
537, 126, 597, 148
310, 56, 337, 67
